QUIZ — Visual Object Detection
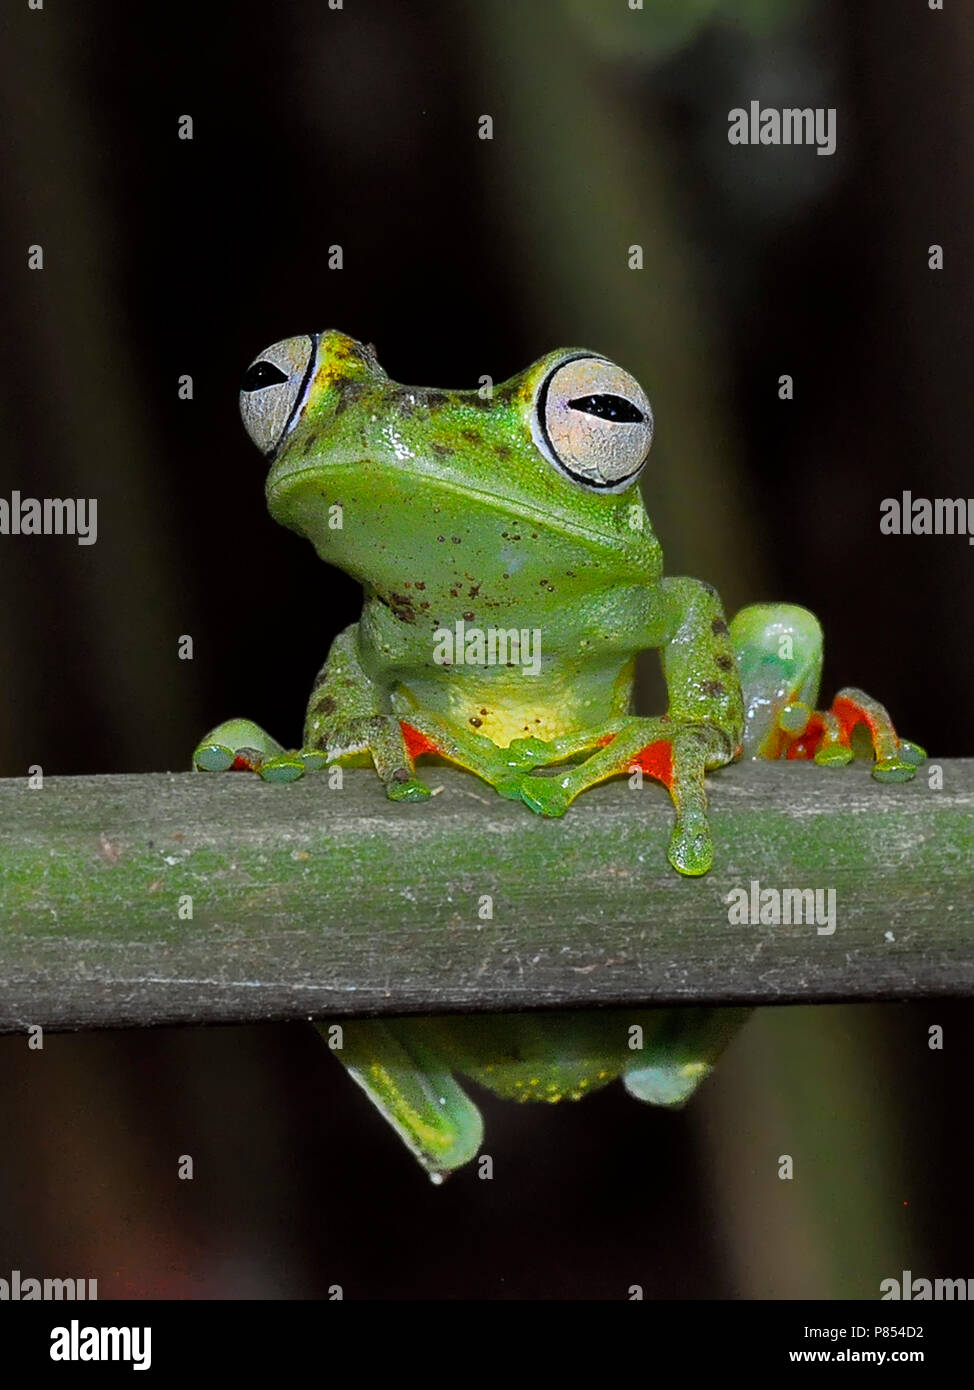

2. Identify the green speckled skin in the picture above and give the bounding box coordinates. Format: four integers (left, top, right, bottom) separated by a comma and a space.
274, 345, 670, 753
194, 331, 924, 1178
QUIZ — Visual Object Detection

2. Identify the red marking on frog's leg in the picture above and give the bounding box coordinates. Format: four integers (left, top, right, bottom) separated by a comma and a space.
231, 755, 255, 771
832, 693, 881, 741
596, 732, 674, 789
780, 688, 922, 779
830, 689, 915, 770
785, 713, 825, 760
631, 739, 674, 790
399, 722, 441, 760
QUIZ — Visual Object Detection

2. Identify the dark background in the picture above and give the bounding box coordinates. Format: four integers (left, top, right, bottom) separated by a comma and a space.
0, 0, 971, 1298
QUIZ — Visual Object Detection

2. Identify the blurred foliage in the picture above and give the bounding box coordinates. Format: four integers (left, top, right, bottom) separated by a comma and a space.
567, 0, 801, 61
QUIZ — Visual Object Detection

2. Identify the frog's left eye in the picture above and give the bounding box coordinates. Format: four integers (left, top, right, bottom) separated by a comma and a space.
532, 354, 653, 492
239, 334, 317, 456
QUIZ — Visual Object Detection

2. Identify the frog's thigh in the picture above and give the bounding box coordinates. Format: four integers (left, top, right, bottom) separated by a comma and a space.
422, 1012, 629, 1103
729, 604, 823, 757
622, 1007, 753, 1105
320, 1019, 483, 1180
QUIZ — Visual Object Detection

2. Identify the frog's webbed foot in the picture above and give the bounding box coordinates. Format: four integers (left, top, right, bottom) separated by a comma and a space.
318, 716, 432, 803
778, 689, 926, 782
394, 718, 560, 804
515, 717, 733, 877
196, 715, 434, 799
193, 717, 320, 782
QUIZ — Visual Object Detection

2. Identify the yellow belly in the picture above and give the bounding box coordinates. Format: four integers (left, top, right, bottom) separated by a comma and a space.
396, 660, 634, 748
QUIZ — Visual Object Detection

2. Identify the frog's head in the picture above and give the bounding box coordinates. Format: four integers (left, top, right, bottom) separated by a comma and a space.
240, 330, 661, 594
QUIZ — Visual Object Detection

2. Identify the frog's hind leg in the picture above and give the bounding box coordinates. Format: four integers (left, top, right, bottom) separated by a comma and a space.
730, 603, 924, 779
192, 717, 314, 782
817, 689, 925, 781
622, 1007, 752, 1106
320, 1019, 484, 1181
729, 604, 823, 759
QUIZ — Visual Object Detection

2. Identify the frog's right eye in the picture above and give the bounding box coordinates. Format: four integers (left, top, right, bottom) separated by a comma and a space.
532, 353, 653, 492
239, 334, 318, 456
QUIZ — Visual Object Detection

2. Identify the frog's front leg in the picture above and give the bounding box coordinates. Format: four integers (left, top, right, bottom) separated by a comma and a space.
521, 716, 728, 875
390, 702, 558, 800
193, 625, 430, 796
520, 578, 743, 876
302, 624, 432, 803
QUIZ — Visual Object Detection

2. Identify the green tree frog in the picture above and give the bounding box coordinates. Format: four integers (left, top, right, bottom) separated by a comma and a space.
194, 331, 924, 1179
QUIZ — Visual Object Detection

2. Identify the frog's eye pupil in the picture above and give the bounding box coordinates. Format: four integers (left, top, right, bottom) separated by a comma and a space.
568, 394, 645, 424
241, 361, 289, 392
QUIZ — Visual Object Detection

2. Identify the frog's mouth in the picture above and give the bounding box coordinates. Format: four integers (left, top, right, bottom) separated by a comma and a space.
267, 461, 638, 554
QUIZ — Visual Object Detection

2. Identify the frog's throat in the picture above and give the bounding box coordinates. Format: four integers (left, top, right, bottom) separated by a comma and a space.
269, 464, 650, 553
